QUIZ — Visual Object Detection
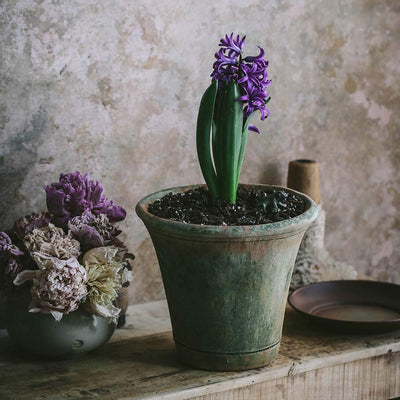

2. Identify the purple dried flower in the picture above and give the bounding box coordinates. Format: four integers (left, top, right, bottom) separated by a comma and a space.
45, 172, 126, 227
69, 220, 103, 250
12, 212, 51, 241
0, 232, 28, 295
0, 232, 24, 258
68, 211, 122, 251
211, 33, 271, 133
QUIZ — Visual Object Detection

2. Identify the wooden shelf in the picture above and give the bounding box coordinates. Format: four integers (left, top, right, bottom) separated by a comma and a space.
0, 299, 399, 400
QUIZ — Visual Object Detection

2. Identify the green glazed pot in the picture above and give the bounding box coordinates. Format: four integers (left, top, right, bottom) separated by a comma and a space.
136, 184, 318, 371
6, 292, 115, 358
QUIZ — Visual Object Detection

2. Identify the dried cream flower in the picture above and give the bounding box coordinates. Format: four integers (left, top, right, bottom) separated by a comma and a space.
23, 224, 80, 262
82, 246, 128, 322
14, 256, 87, 321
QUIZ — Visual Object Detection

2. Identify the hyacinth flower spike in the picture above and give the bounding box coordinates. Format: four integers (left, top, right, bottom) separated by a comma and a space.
197, 33, 271, 203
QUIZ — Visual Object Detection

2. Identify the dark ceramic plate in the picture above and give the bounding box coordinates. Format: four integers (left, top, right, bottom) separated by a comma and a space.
288, 280, 400, 333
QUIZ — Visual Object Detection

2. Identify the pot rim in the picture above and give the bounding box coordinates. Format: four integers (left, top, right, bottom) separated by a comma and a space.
136, 184, 318, 240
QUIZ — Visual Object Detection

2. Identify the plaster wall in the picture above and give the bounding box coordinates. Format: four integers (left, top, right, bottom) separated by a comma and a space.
1, 0, 399, 303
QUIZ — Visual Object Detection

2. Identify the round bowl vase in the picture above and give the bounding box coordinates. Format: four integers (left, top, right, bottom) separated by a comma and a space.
136, 184, 318, 371
6, 292, 116, 358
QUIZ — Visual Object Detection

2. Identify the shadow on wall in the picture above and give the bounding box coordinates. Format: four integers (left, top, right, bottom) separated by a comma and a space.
259, 163, 283, 186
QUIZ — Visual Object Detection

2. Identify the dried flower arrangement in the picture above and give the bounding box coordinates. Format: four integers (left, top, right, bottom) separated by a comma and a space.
0, 172, 133, 323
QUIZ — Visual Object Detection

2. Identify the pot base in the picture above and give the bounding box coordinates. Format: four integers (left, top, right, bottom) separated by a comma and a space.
175, 341, 280, 371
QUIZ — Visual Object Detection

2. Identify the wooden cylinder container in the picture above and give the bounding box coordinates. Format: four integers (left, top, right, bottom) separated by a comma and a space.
287, 159, 321, 204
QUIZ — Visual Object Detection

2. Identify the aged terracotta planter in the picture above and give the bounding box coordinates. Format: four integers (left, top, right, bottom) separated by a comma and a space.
136, 184, 318, 371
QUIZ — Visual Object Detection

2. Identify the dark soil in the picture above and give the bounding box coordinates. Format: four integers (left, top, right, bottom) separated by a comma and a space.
148, 186, 306, 226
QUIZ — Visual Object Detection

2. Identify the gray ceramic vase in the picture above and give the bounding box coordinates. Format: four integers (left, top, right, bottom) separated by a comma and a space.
136, 184, 318, 371
6, 292, 115, 358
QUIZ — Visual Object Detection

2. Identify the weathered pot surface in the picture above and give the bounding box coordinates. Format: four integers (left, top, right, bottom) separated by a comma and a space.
6, 291, 116, 358
136, 184, 318, 371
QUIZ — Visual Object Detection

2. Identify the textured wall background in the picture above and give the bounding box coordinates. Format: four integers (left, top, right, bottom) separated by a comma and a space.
1, 0, 399, 304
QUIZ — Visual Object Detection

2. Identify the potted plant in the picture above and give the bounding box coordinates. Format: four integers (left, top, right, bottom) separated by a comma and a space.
0, 172, 133, 358
136, 33, 318, 371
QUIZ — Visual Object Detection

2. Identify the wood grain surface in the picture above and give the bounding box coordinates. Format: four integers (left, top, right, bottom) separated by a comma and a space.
0, 300, 399, 400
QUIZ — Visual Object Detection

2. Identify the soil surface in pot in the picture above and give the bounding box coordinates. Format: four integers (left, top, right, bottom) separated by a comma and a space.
148, 186, 305, 226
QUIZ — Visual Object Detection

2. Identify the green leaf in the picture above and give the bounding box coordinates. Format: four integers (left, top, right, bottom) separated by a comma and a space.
196, 80, 218, 198
213, 81, 243, 203
235, 111, 255, 188
212, 93, 222, 186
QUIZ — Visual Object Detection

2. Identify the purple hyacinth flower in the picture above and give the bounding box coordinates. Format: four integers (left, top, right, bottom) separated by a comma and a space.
219, 33, 246, 57
45, 172, 126, 227
248, 124, 260, 134
211, 33, 271, 133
